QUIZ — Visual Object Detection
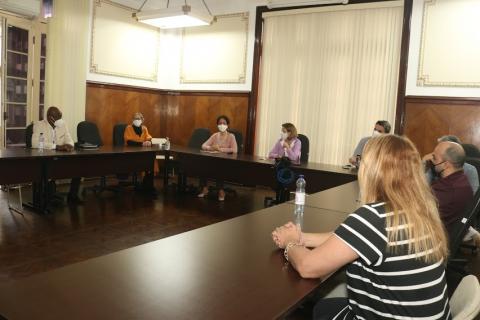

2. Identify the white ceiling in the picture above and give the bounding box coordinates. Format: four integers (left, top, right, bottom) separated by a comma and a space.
110, 0, 266, 12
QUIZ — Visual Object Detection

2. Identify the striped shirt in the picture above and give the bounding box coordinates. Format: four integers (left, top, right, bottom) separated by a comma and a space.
333, 203, 451, 320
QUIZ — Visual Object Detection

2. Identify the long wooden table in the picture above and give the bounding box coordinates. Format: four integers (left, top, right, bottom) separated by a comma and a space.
164, 145, 357, 194
0, 183, 358, 320
0, 146, 157, 213
288, 181, 361, 214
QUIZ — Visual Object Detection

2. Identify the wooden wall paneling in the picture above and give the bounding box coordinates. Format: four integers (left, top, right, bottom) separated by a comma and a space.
86, 82, 249, 149
403, 96, 480, 156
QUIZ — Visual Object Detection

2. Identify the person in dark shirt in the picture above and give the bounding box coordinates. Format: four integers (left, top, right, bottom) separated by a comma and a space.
425, 141, 473, 235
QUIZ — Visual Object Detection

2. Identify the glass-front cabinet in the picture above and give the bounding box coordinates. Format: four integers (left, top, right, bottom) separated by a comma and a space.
1, 16, 47, 147
4, 24, 30, 146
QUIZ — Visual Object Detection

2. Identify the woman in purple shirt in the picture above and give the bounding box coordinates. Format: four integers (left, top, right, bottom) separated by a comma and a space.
268, 123, 302, 162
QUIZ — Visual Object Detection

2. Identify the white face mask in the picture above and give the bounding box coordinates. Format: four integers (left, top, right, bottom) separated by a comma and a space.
281, 132, 289, 140
218, 124, 228, 132
133, 119, 142, 127
54, 118, 65, 128
372, 130, 382, 137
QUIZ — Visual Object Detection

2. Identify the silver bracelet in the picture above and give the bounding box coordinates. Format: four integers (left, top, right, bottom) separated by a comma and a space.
284, 242, 303, 261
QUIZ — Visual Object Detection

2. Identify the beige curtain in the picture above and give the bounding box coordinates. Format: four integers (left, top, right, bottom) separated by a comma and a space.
255, 2, 403, 165
45, 0, 89, 141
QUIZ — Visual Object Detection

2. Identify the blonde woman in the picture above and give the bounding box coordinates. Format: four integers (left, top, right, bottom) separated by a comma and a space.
272, 135, 451, 320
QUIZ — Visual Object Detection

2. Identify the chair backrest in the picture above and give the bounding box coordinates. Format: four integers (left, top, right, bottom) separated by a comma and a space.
297, 134, 310, 163
450, 275, 480, 320
113, 123, 127, 146
466, 157, 480, 180
449, 188, 480, 258
188, 128, 211, 149
77, 121, 103, 146
229, 129, 244, 153
462, 144, 480, 158
25, 122, 34, 148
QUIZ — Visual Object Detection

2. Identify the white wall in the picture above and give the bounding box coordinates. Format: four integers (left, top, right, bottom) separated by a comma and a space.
86, 0, 263, 91
406, 0, 480, 97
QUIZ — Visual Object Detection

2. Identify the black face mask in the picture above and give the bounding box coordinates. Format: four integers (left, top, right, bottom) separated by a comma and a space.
432, 160, 446, 177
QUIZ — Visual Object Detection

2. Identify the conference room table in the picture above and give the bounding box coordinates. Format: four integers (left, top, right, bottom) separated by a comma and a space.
0, 182, 358, 320
288, 181, 361, 214
0, 146, 157, 213
162, 145, 358, 194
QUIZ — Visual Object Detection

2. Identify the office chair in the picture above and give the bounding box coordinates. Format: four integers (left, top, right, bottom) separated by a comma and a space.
77, 121, 103, 146
4, 123, 34, 213
446, 188, 480, 295
229, 129, 244, 154
187, 128, 211, 149
111, 123, 138, 188
76, 121, 118, 196
297, 134, 310, 163
450, 275, 480, 320
173, 128, 211, 193
462, 144, 480, 158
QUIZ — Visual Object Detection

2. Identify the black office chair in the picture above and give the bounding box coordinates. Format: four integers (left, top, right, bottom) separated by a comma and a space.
112, 123, 137, 188
229, 129, 244, 154
188, 128, 211, 149
171, 128, 211, 192
113, 123, 128, 147
447, 188, 480, 295
462, 144, 480, 158
25, 122, 34, 148
77, 121, 103, 146
76, 121, 115, 196
297, 134, 310, 163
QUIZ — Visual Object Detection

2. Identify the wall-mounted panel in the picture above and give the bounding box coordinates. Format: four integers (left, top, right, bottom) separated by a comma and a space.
90, 0, 160, 81
403, 96, 480, 156
86, 82, 249, 149
417, 0, 480, 87
180, 13, 249, 84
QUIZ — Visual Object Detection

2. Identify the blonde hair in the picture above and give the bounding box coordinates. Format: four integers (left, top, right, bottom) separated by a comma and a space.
359, 135, 448, 263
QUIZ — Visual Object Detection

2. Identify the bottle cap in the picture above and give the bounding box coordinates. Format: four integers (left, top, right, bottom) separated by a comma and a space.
298, 174, 304, 178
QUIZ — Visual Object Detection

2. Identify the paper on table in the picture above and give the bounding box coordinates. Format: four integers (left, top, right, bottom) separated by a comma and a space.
200, 150, 221, 154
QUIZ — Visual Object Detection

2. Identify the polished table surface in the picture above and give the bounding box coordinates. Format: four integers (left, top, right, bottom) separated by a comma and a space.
165, 145, 358, 194
289, 181, 361, 214
0, 146, 158, 212
0, 185, 357, 320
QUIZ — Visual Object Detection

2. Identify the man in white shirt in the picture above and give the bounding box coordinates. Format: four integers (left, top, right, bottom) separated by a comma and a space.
32, 106, 74, 151
32, 106, 81, 204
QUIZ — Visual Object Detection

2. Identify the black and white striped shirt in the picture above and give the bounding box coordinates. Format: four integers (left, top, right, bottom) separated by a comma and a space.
333, 202, 452, 320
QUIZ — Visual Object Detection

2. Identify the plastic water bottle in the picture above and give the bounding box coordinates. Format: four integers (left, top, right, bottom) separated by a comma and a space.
294, 175, 306, 231
38, 133, 44, 151
165, 137, 170, 150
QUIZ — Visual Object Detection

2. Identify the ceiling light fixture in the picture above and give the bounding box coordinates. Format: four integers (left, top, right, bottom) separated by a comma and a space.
133, 0, 214, 29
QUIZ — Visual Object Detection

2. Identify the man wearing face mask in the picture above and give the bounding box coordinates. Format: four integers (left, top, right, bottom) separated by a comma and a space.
31, 106, 82, 204
424, 141, 473, 234
348, 120, 391, 165
124, 113, 152, 147
32, 106, 74, 151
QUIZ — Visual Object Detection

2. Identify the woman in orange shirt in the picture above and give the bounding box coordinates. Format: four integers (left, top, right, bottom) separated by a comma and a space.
124, 112, 152, 146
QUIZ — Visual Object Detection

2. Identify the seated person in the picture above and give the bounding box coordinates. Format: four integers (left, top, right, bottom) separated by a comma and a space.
198, 115, 238, 201
268, 123, 301, 162
426, 135, 479, 193
124, 113, 152, 147
424, 141, 473, 235
124, 112, 157, 187
272, 135, 451, 320
348, 120, 391, 165
31, 106, 81, 204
